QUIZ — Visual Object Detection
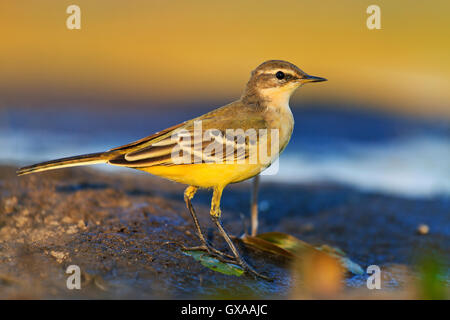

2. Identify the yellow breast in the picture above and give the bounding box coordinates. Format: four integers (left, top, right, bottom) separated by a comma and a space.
140, 163, 264, 188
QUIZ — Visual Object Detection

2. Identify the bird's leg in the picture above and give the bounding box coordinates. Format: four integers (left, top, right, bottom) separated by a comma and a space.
210, 187, 271, 281
182, 186, 233, 260
250, 174, 260, 236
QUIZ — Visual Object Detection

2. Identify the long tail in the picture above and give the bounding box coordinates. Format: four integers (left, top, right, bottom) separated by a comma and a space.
17, 151, 114, 176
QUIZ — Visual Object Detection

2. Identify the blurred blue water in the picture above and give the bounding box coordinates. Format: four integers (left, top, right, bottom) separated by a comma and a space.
1, 104, 449, 197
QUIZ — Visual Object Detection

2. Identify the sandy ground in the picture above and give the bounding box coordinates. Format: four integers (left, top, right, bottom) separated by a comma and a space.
0, 165, 448, 299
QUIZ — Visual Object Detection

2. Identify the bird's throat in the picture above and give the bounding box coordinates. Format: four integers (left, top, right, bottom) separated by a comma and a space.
260, 87, 296, 113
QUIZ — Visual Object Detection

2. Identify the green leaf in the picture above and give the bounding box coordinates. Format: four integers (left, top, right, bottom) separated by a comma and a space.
417, 254, 448, 300
182, 250, 244, 277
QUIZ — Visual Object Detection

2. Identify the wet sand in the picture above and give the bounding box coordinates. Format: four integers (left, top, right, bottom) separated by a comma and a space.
0, 165, 448, 298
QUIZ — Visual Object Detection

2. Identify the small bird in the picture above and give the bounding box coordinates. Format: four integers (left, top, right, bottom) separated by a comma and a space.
17, 60, 326, 279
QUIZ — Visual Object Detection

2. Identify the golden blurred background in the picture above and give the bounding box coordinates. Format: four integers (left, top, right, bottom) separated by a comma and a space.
1, 0, 449, 116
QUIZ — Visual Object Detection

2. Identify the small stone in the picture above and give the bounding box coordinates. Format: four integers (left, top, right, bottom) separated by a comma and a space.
50, 251, 67, 263
15, 216, 28, 228
66, 225, 78, 234
417, 224, 429, 235
77, 220, 87, 230
62, 216, 74, 224
3, 196, 18, 214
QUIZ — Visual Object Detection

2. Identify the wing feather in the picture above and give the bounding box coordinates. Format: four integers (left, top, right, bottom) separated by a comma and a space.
108, 102, 270, 168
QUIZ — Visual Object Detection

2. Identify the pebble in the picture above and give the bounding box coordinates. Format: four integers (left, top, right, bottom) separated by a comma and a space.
66, 225, 78, 234
78, 220, 87, 230
50, 251, 67, 263
416, 224, 429, 235
3, 196, 18, 214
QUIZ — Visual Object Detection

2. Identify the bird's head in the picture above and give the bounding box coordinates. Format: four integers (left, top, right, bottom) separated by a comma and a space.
242, 60, 326, 106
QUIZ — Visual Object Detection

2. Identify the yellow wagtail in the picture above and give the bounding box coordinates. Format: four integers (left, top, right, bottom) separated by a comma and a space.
17, 60, 326, 279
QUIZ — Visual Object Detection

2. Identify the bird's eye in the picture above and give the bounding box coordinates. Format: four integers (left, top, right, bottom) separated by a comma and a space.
276, 71, 285, 80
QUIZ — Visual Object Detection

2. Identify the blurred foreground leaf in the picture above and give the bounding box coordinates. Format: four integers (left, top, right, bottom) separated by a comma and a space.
317, 244, 364, 275
182, 250, 244, 277
241, 232, 364, 275
417, 254, 447, 300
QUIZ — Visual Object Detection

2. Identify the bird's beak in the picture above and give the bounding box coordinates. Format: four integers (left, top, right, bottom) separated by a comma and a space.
302, 74, 327, 83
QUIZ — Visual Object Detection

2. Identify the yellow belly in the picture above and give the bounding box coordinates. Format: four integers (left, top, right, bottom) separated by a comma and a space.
139, 163, 265, 188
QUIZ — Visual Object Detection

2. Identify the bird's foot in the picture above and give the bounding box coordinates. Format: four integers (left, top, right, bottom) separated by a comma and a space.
181, 244, 235, 264
236, 257, 273, 281
182, 244, 272, 281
